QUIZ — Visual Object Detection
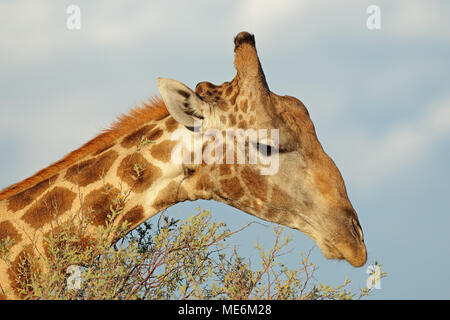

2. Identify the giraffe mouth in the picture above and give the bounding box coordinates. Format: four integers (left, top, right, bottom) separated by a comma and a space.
319, 239, 345, 260
319, 238, 367, 267
297, 213, 367, 267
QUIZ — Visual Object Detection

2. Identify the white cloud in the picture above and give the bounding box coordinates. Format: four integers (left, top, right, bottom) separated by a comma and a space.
231, 0, 309, 39
389, 1, 450, 39
0, 1, 228, 63
0, 2, 60, 61
334, 95, 450, 189
2, 1, 448, 65
0, 92, 116, 186
82, 2, 164, 47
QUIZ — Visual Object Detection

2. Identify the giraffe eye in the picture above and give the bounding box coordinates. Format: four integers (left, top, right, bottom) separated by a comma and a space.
255, 143, 277, 157
252, 142, 289, 156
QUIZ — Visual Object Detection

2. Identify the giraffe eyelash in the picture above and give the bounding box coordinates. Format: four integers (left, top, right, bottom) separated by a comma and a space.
254, 142, 288, 156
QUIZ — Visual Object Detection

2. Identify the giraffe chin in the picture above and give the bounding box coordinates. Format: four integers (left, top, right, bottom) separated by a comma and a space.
318, 239, 367, 268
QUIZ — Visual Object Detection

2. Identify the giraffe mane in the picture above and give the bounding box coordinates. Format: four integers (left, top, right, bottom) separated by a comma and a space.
0, 96, 168, 200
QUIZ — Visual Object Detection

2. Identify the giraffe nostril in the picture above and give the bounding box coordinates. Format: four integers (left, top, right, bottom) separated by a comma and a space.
351, 218, 363, 242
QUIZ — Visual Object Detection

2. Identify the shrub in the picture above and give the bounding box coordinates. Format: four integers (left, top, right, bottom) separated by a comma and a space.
7, 207, 385, 300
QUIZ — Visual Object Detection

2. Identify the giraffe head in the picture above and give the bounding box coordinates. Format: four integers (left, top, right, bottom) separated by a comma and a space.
157, 32, 366, 267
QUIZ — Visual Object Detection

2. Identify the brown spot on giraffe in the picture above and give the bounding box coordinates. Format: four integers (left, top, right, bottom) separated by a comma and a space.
42, 225, 96, 265
196, 85, 204, 95
21, 187, 77, 229
238, 120, 248, 130
150, 140, 179, 163
195, 174, 215, 192
205, 82, 216, 89
64, 150, 119, 187
152, 181, 184, 211
240, 99, 248, 113
241, 166, 268, 201
92, 142, 115, 156
120, 124, 156, 149
82, 185, 121, 227
8, 244, 40, 299
147, 128, 164, 142
0, 221, 22, 246
165, 117, 179, 133
7, 174, 58, 212
120, 205, 144, 228
229, 90, 239, 105
220, 177, 244, 200
229, 114, 237, 126
249, 116, 256, 126
219, 164, 233, 176
116, 153, 162, 193
225, 85, 233, 97
218, 101, 229, 111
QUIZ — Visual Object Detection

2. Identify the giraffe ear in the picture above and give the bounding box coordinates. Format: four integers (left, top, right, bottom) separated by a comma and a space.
157, 78, 206, 129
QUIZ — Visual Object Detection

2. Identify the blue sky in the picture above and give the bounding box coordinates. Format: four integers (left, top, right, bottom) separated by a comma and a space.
1, 1, 449, 299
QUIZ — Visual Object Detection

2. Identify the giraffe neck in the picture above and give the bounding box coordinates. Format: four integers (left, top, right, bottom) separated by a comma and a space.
0, 111, 204, 299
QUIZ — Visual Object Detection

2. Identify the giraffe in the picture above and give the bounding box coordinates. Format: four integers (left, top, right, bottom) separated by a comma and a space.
0, 32, 366, 299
